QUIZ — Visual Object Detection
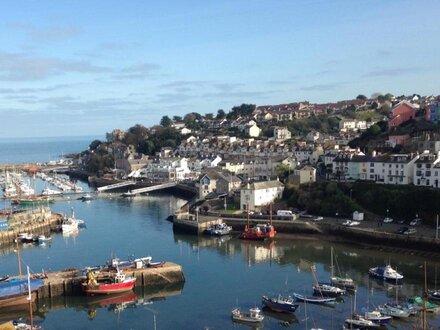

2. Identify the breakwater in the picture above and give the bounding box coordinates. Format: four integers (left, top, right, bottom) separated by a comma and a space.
32, 262, 185, 300
0, 209, 62, 247
175, 214, 440, 257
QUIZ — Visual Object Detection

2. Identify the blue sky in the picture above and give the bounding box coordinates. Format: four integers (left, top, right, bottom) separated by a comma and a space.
0, 0, 439, 138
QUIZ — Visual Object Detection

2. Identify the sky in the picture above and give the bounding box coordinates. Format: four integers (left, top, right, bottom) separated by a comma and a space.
0, 0, 439, 138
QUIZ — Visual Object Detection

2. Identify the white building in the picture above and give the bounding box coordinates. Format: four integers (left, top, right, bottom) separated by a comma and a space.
273, 127, 291, 141
240, 180, 284, 211
413, 152, 440, 188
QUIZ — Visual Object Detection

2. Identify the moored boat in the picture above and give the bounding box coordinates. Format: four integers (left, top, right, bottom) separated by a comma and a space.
37, 235, 51, 243
0, 275, 9, 282
330, 247, 356, 291
205, 222, 232, 236
428, 289, 440, 302
107, 256, 152, 270
262, 294, 299, 313
313, 282, 346, 297
231, 307, 264, 323
344, 314, 380, 329
363, 309, 392, 324
293, 292, 336, 305
377, 304, 410, 318
408, 296, 440, 313
368, 265, 403, 282
147, 261, 165, 268
239, 223, 276, 240
81, 269, 136, 295
0, 278, 44, 307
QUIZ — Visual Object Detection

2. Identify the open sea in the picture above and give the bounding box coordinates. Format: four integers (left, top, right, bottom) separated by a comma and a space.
0, 137, 439, 329
0, 136, 100, 164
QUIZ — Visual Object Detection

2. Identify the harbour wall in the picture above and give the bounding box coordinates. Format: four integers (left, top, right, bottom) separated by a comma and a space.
173, 214, 440, 256
0, 209, 62, 247
34, 262, 185, 300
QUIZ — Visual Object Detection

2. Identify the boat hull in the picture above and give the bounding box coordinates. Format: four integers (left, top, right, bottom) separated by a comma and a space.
262, 296, 298, 313
82, 279, 136, 296
0, 292, 36, 308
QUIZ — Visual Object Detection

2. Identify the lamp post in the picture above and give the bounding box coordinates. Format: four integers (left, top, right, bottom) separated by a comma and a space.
386, 209, 389, 218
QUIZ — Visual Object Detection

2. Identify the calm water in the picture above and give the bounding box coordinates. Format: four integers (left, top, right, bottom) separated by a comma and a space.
0, 136, 99, 164
0, 192, 439, 329
1, 140, 440, 329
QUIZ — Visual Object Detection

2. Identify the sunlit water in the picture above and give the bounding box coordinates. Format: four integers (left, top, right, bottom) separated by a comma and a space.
1, 189, 439, 329
0, 138, 439, 329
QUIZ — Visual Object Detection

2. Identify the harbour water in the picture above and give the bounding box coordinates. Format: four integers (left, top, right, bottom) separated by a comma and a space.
1, 138, 440, 329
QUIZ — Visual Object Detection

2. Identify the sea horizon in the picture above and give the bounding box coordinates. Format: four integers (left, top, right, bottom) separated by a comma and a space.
0, 135, 102, 164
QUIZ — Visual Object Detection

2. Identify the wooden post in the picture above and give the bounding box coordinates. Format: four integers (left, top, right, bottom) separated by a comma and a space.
16, 235, 22, 278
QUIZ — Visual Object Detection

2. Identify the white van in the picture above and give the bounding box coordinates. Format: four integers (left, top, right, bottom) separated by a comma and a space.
277, 210, 293, 217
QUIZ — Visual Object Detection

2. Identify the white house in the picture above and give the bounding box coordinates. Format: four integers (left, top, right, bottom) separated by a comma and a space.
273, 127, 291, 141
240, 180, 284, 211
246, 123, 261, 137
413, 152, 440, 188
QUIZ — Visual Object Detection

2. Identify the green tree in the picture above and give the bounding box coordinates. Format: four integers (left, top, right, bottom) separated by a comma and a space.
356, 94, 367, 100
173, 115, 182, 122
216, 109, 226, 119
160, 115, 172, 127
89, 140, 102, 151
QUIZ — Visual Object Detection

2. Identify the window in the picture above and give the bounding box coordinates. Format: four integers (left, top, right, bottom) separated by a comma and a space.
435, 171, 438, 177
426, 171, 431, 177
370, 169, 374, 173
417, 164, 422, 168
389, 170, 391, 175
416, 171, 422, 176
370, 163, 374, 166
427, 180, 430, 186
417, 179, 420, 185
370, 175, 374, 179
400, 177, 403, 182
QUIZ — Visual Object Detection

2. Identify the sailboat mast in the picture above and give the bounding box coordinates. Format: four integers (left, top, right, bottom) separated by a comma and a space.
246, 203, 250, 229
269, 204, 272, 226
27, 266, 34, 329
16, 235, 22, 278
331, 247, 334, 279
423, 261, 427, 330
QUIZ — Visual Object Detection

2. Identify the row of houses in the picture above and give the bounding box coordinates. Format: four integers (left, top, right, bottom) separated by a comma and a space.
332, 150, 440, 188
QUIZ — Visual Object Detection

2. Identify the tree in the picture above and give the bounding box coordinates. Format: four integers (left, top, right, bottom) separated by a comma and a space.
173, 115, 182, 122
356, 94, 367, 100
89, 140, 102, 151
205, 113, 214, 120
160, 115, 172, 127
275, 163, 291, 182
216, 109, 226, 119
366, 124, 381, 137
227, 104, 256, 119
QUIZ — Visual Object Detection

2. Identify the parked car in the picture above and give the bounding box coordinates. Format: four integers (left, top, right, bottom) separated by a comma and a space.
410, 218, 422, 226
396, 226, 409, 234
383, 217, 393, 223
342, 220, 360, 227
404, 228, 417, 235
313, 216, 324, 222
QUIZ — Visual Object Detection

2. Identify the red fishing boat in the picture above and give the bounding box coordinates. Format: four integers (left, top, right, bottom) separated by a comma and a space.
239, 205, 276, 240
82, 269, 136, 296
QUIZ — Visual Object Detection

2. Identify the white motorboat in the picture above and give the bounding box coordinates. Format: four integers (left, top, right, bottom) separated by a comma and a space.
37, 235, 52, 243
61, 218, 79, 233
41, 187, 61, 196
368, 265, 403, 281
231, 307, 264, 323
